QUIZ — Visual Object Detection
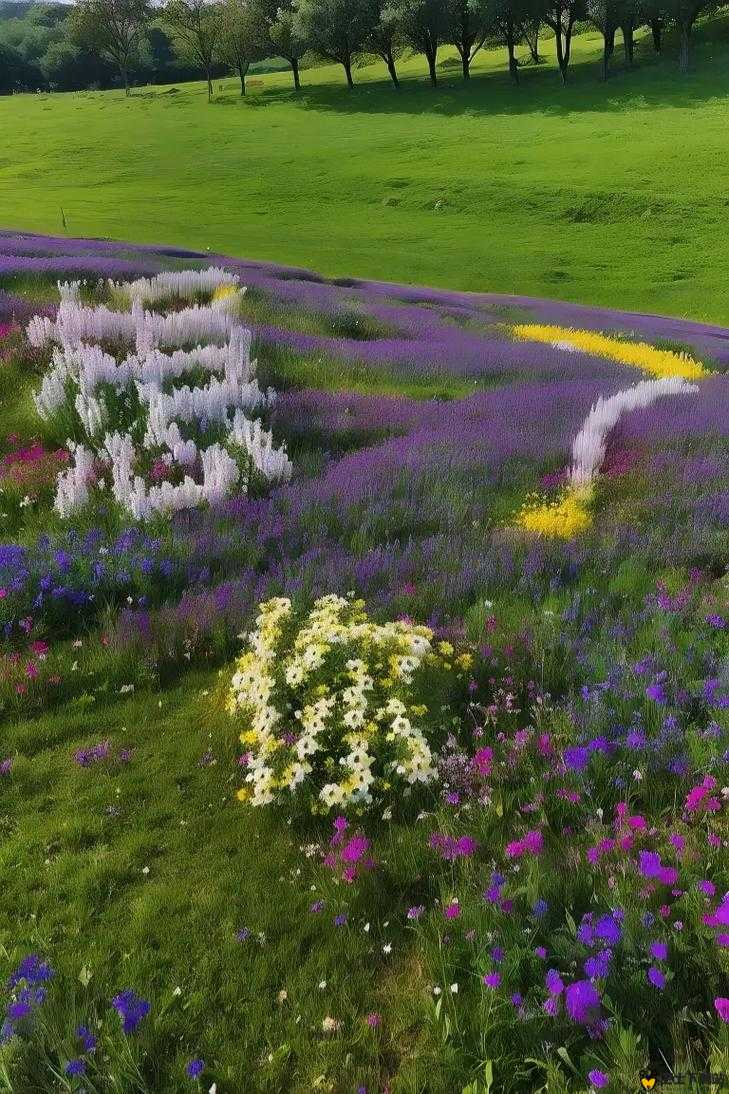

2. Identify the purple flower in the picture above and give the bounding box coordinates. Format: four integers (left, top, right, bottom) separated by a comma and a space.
407, 905, 425, 920
235, 927, 251, 941
588, 1070, 609, 1089
646, 682, 667, 703
65, 1059, 86, 1077
715, 998, 729, 1022
564, 745, 589, 772
111, 989, 150, 1034
647, 966, 666, 990
546, 969, 564, 996
532, 899, 549, 919
334, 913, 348, 927
594, 913, 622, 946
565, 980, 602, 1025
0, 758, 12, 776
483, 972, 501, 988
649, 941, 668, 961
76, 1025, 97, 1053
186, 1058, 205, 1079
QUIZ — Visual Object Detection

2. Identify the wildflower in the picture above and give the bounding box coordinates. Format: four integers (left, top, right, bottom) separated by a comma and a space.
366, 1012, 381, 1028
483, 973, 501, 988
322, 1016, 341, 1033
0, 758, 11, 776
649, 941, 668, 961
76, 1026, 97, 1053
565, 980, 602, 1025
647, 966, 665, 990
65, 1059, 86, 1077
588, 1071, 609, 1089
546, 969, 564, 996
715, 998, 729, 1022
186, 1059, 205, 1079
111, 989, 150, 1034
450, 983, 459, 994
334, 914, 348, 927
443, 901, 460, 920
532, 899, 548, 919
407, 905, 425, 920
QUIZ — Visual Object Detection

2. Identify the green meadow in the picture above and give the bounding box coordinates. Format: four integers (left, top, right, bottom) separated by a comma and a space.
2, 18, 729, 322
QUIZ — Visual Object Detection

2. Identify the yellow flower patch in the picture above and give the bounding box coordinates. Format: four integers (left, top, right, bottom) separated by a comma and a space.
517, 487, 594, 538
510, 323, 708, 381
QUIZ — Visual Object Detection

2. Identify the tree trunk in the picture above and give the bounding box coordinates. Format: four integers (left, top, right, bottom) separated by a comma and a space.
602, 26, 615, 80
622, 22, 634, 65
291, 57, 301, 91
386, 53, 400, 88
678, 22, 690, 72
122, 62, 130, 96
527, 23, 541, 64
343, 57, 354, 88
555, 26, 567, 83
426, 47, 438, 86
506, 18, 519, 84
206, 69, 213, 101
238, 61, 249, 96
461, 49, 470, 79
650, 18, 662, 52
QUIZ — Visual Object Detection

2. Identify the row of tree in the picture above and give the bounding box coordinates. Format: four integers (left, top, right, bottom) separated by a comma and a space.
1, 0, 719, 97
0, 2, 231, 93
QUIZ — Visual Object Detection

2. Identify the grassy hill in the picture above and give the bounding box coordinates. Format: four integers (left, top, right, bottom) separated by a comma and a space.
1, 19, 729, 321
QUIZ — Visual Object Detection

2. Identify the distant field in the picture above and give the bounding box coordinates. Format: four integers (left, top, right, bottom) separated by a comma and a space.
2, 18, 729, 321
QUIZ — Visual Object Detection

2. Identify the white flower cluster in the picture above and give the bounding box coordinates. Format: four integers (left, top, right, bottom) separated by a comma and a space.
228, 594, 462, 813
28, 269, 292, 519
569, 377, 699, 488
108, 266, 239, 307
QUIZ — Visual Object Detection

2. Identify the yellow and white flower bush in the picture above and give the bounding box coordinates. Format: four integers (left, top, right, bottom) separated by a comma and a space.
228, 594, 470, 813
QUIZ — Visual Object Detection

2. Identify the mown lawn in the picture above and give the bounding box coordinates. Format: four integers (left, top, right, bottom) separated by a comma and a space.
1, 18, 729, 321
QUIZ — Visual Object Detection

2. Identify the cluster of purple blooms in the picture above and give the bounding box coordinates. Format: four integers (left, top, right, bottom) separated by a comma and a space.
1, 954, 53, 1044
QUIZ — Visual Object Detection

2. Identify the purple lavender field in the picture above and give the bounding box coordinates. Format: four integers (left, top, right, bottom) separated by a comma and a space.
0, 230, 727, 1093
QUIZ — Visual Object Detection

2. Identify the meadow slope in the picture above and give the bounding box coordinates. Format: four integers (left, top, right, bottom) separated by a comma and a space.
1, 19, 729, 322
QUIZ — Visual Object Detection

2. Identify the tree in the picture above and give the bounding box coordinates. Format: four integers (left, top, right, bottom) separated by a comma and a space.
662, 0, 715, 70
70, 0, 150, 95
588, 0, 637, 76
251, 0, 306, 90
384, 0, 449, 86
293, 0, 377, 88
364, 0, 406, 87
518, 12, 543, 62
542, 0, 586, 81
447, 0, 490, 79
165, 0, 222, 99
218, 0, 264, 93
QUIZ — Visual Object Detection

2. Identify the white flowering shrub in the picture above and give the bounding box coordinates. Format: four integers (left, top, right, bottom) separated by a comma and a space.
28, 269, 292, 519
228, 594, 472, 813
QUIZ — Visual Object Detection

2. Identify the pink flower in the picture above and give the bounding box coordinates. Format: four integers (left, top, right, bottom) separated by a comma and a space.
443, 902, 460, 920
506, 829, 543, 859
472, 747, 493, 776
714, 998, 729, 1022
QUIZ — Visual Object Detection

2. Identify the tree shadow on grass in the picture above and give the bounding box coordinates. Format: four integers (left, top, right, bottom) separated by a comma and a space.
247, 15, 729, 122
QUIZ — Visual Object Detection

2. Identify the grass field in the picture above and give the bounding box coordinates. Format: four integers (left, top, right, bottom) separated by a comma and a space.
2, 19, 729, 322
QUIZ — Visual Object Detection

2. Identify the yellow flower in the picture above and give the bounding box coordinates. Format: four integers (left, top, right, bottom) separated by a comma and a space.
517, 486, 593, 538
457, 653, 473, 670
236, 787, 250, 802
510, 323, 708, 381
240, 730, 258, 745
438, 641, 454, 656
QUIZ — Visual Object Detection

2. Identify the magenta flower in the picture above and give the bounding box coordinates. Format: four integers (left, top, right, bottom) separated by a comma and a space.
483, 972, 501, 988
714, 998, 729, 1022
